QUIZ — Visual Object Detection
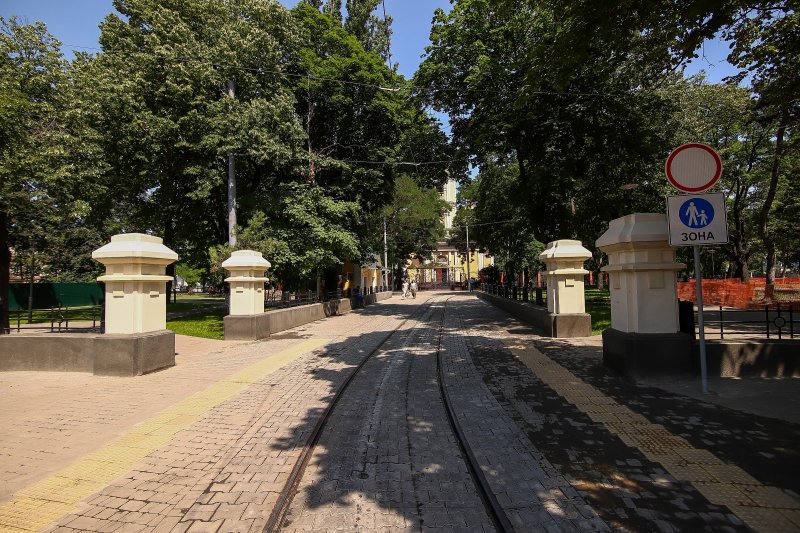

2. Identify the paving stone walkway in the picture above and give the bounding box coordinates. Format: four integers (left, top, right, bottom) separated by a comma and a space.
0, 291, 797, 533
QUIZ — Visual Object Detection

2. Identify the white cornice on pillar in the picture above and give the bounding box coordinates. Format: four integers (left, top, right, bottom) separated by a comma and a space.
539, 239, 592, 314
93, 233, 178, 334
596, 214, 686, 333
222, 250, 271, 316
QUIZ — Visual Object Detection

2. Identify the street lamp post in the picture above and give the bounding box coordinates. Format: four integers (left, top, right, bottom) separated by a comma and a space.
383, 216, 389, 290
465, 217, 471, 291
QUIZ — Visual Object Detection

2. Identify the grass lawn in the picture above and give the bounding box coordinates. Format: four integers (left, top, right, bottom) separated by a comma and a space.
166, 309, 225, 340
166, 301, 224, 313
585, 288, 611, 335
173, 292, 225, 301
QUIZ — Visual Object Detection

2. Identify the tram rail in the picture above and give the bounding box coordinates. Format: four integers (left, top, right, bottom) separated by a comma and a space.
263, 294, 516, 533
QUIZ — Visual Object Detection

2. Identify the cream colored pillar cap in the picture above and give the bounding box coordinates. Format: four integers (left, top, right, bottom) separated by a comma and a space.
221, 250, 271, 271
539, 239, 592, 263
596, 213, 670, 251
92, 233, 178, 264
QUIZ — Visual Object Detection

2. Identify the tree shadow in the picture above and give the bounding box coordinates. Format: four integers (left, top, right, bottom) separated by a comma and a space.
258, 294, 800, 531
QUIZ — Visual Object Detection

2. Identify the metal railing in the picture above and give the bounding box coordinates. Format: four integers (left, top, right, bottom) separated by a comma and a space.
7, 304, 104, 334
696, 303, 797, 340
264, 286, 390, 309
479, 283, 546, 306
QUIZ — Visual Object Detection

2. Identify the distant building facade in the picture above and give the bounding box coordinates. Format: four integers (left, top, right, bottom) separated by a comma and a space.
406, 178, 493, 287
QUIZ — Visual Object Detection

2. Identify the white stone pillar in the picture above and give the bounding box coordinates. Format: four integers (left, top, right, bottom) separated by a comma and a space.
93, 233, 178, 334
596, 214, 684, 333
539, 239, 591, 315
596, 213, 692, 377
222, 250, 270, 316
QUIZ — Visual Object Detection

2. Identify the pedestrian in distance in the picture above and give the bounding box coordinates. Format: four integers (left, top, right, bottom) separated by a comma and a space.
410, 279, 417, 299
402, 280, 409, 299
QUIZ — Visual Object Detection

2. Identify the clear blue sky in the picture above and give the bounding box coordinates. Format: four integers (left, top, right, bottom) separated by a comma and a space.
2, 0, 736, 82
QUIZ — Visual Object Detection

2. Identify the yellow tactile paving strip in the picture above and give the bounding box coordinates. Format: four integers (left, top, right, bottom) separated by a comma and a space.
507, 341, 800, 533
0, 337, 330, 533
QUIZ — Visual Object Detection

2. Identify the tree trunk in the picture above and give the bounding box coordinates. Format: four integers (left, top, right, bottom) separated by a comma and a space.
0, 211, 10, 334
760, 118, 786, 300
164, 219, 176, 304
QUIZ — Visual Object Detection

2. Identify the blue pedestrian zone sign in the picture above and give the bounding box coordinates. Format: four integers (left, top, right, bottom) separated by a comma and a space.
667, 192, 728, 246
678, 197, 714, 228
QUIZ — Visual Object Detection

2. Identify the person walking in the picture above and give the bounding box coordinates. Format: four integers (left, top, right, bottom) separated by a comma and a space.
410, 279, 417, 299
402, 280, 409, 299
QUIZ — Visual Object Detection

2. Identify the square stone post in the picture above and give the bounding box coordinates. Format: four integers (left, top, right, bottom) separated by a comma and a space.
222, 250, 270, 316
93, 233, 178, 334
538, 239, 592, 337
596, 213, 692, 377
92, 233, 178, 375
222, 250, 271, 340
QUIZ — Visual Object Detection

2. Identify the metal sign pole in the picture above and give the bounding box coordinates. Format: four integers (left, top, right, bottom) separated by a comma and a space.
694, 245, 709, 394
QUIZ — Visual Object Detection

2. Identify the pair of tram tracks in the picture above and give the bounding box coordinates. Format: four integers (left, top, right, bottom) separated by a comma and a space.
264, 294, 515, 533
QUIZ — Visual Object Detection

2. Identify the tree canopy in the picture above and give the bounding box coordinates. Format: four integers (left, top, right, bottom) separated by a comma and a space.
2, 0, 798, 330
416, 0, 798, 283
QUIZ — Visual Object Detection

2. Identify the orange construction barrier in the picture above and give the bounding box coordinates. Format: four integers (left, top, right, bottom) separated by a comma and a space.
678, 278, 800, 308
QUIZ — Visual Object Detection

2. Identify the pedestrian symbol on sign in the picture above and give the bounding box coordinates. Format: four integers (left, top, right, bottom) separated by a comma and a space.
679, 197, 714, 228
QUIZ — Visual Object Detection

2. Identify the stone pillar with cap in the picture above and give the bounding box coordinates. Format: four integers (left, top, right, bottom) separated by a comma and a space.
91, 233, 178, 375
93, 233, 178, 334
596, 213, 693, 377
222, 250, 270, 316
222, 250, 273, 340
538, 239, 592, 337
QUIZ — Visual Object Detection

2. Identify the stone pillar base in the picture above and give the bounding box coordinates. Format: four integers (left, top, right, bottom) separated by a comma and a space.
550, 313, 592, 338
93, 330, 175, 376
224, 313, 272, 341
602, 328, 693, 378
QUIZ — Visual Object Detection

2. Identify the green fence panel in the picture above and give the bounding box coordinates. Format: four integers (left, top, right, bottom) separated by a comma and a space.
7, 283, 104, 311
53, 283, 104, 307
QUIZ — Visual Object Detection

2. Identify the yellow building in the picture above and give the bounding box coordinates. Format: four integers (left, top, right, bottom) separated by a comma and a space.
406, 178, 493, 288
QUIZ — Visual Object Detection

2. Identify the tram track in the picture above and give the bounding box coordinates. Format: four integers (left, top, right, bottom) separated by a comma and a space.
435, 299, 515, 533
263, 295, 437, 532
264, 293, 516, 532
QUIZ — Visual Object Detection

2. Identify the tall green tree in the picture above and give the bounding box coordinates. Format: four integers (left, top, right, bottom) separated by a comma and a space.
78, 0, 306, 265
236, 184, 361, 290
0, 17, 84, 331
416, 1, 675, 246
380, 174, 448, 279
344, 0, 393, 61
289, 4, 451, 267
448, 162, 544, 284
725, 6, 799, 288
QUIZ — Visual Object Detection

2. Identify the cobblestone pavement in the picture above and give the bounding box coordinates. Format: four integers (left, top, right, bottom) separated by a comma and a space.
283, 295, 494, 532
440, 299, 608, 532
1, 292, 798, 532
0, 296, 429, 532
453, 296, 800, 532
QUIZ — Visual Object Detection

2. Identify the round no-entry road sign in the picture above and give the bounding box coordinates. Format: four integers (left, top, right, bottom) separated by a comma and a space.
665, 143, 722, 193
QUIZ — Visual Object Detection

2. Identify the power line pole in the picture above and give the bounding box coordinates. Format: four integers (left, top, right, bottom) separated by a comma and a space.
465, 217, 471, 291
383, 216, 389, 290
227, 79, 237, 247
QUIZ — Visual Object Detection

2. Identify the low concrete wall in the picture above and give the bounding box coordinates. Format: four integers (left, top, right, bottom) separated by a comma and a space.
699, 340, 800, 378
0, 335, 95, 373
225, 293, 391, 340
94, 331, 176, 376
0, 330, 175, 377
602, 329, 695, 378
475, 291, 591, 338
601, 330, 799, 379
